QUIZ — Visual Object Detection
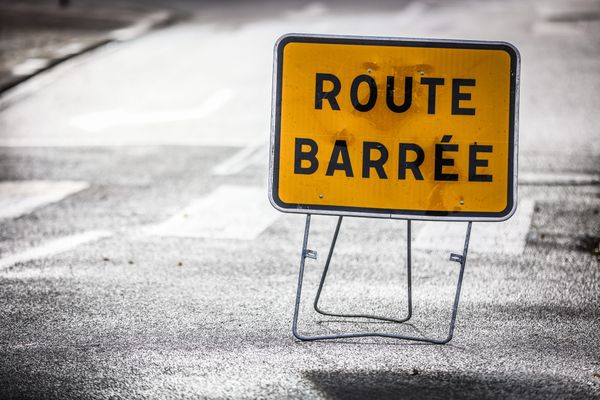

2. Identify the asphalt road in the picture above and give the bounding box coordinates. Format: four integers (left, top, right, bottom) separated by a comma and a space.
1, 0, 599, 399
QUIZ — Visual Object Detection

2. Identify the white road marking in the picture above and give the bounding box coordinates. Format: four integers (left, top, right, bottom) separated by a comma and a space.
69, 88, 235, 132
0, 180, 89, 219
11, 58, 49, 76
391, 2, 426, 25
57, 42, 85, 56
109, 11, 173, 41
0, 230, 112, 270
413, 199, 535, 255
285, 2, 327, 18
212, 143, 266, 176
147, 185, 278, 240
519, 172, 600, 186
0, 135, 251, 148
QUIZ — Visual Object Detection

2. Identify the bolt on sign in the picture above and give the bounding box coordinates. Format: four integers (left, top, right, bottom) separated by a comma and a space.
269, 34, 520, 221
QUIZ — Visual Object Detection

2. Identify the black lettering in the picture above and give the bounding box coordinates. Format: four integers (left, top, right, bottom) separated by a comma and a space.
452, 78, 476, 115
399, 143, 424, 180
386, 76, 412, 113
350, 74, 377, 112
315, 73, 341, 110
469, 144, 493, 182
362, 142, 388, 179
294, 138, 319, 175
326, 140, 354, 177
435, 135, 458, 181
420, 77, 445, 114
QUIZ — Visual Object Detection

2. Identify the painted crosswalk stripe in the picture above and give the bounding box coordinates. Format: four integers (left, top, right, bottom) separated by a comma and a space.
0, 230, 113, 270
413, 199, 535, 255
0, 180, 89, 219
146, 185, 278, 240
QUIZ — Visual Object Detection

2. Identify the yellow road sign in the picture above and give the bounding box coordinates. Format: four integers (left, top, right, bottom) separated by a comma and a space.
269, 34, 520, 221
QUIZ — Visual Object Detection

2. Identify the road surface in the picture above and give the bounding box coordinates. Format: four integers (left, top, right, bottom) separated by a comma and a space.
0, 0, 599, 398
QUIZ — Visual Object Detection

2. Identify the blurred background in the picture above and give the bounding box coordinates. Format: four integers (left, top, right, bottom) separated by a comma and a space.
0, 0, 599, 398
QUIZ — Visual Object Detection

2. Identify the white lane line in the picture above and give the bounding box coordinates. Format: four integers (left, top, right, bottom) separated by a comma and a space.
0, 230, 113, 270
69, 88, 235, 132
146, 185, 278, 240
0, 180, 89, 219
519, 172, 600, 186
413, 199, 535, 255
212, 143, 266, 176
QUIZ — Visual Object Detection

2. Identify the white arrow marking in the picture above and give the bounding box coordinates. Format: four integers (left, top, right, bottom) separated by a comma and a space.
69, 88, 235, 132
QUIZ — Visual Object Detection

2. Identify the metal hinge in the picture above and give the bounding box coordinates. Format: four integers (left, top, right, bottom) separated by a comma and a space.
304, 249, 318, 260
449, 253, 464, 264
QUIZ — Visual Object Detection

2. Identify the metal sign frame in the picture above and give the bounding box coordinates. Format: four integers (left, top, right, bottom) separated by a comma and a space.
292, 215, 472, 344
269, 34, 520, 344
269, 33, 520, 222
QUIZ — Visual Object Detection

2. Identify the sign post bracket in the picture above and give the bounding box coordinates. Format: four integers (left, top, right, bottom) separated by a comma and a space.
292, 214, 473, 344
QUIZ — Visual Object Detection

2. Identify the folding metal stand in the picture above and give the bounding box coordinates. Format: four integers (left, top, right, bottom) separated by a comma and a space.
292, 214, 472, 344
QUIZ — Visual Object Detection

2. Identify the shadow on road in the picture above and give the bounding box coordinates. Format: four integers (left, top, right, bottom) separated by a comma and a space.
304, 369, 596, 400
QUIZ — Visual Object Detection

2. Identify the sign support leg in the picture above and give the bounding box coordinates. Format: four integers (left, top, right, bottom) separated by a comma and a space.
292, 214, 473, 344
313, 216, 412, 323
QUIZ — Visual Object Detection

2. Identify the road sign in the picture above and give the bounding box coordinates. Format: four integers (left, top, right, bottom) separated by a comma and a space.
269, 34, 520, 221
